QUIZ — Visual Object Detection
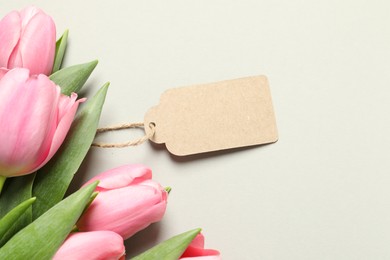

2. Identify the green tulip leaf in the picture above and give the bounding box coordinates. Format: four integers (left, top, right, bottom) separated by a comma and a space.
0, 174, 35, 245
32, 83, 109, 220
0, 197, 36, 247
132, 228, 202, 260
52, 29, 69, 73
0, 174, 35, 218
50, 60, 98, 96
0, 182, 97, 260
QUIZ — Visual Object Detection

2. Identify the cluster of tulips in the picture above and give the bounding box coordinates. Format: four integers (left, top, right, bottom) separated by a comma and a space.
0, 6, 220, 260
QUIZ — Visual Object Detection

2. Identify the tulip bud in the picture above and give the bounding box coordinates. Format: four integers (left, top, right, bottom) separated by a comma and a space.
0, 6, 56, 75
0, 68, 84, 177
180, 233, 221, 260
77, 165, 168, 239
53, 231, 125, 260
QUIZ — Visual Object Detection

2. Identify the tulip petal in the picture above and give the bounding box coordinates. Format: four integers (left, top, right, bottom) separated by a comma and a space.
24, 74, 61, 169
19, 6, 40, 27
0, 69, 36, 172
0, 68, 8, 80
0, 11, 21, 68
187, 233, 205, 248
53, 231, 125, 260
16, 10, 56, 75
83, 164, 152, 190
30, 94, 85, 173
6, 7, 40, 70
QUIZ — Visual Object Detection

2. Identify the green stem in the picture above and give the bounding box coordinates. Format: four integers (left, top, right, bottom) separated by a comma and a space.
0, 176, 6, 196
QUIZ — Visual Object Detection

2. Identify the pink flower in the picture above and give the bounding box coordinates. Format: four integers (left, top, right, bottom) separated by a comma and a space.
77, 165, 168, 239
0, 6, 56, 75
53, 231, 125, 260
180, 234, 221, 260
0, 68, 84, 177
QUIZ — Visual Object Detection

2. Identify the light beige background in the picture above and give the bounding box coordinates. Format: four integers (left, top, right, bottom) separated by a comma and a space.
2, 1, 390, 259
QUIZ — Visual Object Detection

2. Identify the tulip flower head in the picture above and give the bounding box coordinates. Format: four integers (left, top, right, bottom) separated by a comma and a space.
0, 6, 56, 75
0, 68, 84, 177
53, 231, 125, 260
77, 165, 168, 239
180, 234, 221, 260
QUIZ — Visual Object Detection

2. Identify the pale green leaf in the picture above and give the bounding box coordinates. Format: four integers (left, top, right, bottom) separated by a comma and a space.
0, 174, 35, 245
32, 83, 109, 220
0, 182, 97, 260
132, 228, 202, 260
52, 29, 69, 73
0, 174, 35, 218
0, 197, 36, 246
50, 60, 98, 95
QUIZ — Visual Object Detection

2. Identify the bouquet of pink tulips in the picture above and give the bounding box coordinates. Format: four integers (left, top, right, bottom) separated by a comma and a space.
0, 6, 221, 260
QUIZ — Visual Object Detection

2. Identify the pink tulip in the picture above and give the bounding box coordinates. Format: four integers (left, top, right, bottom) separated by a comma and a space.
0, 68, 7, 79
0, 6, 56, 75
77, 165, 168, 239
180, 234, 221, 260
0, 68, 84, 177
53, 231, 125, 260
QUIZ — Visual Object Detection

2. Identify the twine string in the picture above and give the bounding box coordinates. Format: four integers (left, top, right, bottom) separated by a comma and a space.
92, 122, 155, 148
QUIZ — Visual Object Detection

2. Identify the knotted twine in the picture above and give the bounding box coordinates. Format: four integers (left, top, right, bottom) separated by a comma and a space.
91, 122, 155, 148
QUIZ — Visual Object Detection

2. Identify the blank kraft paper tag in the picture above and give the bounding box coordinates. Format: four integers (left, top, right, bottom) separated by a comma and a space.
144, 75, 278, 156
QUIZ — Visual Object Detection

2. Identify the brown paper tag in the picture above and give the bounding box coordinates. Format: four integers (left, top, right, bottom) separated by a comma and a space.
144, 75, 278, 156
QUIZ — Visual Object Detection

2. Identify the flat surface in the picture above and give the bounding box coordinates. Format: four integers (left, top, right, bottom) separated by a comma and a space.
3, 1, 390, 259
